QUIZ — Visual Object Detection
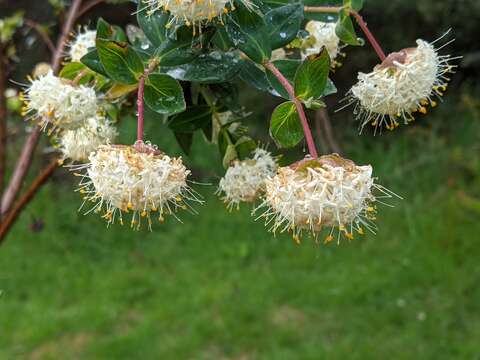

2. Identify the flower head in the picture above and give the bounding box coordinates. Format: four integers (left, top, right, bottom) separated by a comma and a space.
59, 115, 117, 162
144, 0, 252, 30
68, 29, 96, 62
303, 21, 343, 66
347, 35, 456, 132
76, 141, 200, 229
255, 154, 397, 244
217, 148, 277, 210
22, 71, 97, 131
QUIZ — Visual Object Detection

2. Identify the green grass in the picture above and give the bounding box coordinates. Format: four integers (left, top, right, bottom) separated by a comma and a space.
1, 99, 480, 359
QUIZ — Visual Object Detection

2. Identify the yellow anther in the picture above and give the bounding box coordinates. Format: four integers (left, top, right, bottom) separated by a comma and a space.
127, 202, 133, 209
345, 232, 354, 240
430, 100, 437, 107
419, 106, 427, 114
141, 210, 147, 217
358, 227, 364, 235
325, 235, 334, 243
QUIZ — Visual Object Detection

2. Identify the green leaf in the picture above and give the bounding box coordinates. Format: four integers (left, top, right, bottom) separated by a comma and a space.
161, 52, 240, 84
235, 136, 257, 160
344, 0, 364, 11
154, 26, 201, 66
80, 49, 108, 77
168, 105, 212, 133
270, 101, 304, 148
144, 73, 185, 115
96, 18, 111, 39
96, 39, 144, 84
237, 60, 273, 93
136, 0, 169, 46
265, 59, 300, 99
294, 49, 330, 101
266, 3, 304, 49
222, 144, 238, 168
174, 132, 193, 155
212, 27, 233, 51
59, 62, 86, 79
96, 18, 127, 41
224, 4, 271, 63
335, 9, 363, 46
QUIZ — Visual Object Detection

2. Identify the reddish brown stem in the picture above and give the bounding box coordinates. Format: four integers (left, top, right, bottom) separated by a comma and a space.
0, 158, 58, 242
303, 6, 386, 61
263, 61, 319, 159
137, 75, 146, 142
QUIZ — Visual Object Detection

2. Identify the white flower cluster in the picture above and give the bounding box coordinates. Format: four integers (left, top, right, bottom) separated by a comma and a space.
256, 154, 396, 243
68, 29, 96, 62
217, 148, 277, 210
77, 142, 200, 229
303, 21, 342, 64
348, 37, 455, 132
22, 71, 97, 131
144, 0, 253, 29
59, 115, 117, 162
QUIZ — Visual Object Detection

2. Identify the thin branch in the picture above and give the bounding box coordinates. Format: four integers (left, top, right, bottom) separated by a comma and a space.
0, 46, 8, 221
52, 0, 83, 73
0, 158, 59, 242
24, 19, 56, 54
0, 0, 83, 237
303, 6, 386, 61
263, 61, 319, 159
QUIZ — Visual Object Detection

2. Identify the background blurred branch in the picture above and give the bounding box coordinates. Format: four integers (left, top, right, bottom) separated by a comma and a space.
24, 19, 55, 54
0, 0, 83, 241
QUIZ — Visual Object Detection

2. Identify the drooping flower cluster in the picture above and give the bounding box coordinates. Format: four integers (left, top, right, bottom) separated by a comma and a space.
76, 141, 200, 229
22, 71, 97, 131
256, 154, 397, 243
68, 29, 96, 62
217, 148, 277, 210
144, 0, 250, 29
59, 115, 117, 162
347, 37, 455, 131
302, 21, 343, 66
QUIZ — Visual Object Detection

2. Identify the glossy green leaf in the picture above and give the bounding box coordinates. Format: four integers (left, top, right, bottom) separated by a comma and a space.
161, 52, 240, 84
344, 0, 364, 11
168, 105, 212, 133
224, 4, 271, 63
265, 59, 300, 99
270, 101, 304, 148
294, 49, 330, 101
154, 26, 201, 66
237, 60, 273, 93
136, 0, 169, 46
266, 3, 304, 49
335, 9, 362, 46
144, 73, 185, 115
80, 49, 108, 77
212, 27, 233, 51
96, 39, 144, 84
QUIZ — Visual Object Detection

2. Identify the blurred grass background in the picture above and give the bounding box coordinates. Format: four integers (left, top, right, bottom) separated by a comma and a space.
1, 0, 480, 359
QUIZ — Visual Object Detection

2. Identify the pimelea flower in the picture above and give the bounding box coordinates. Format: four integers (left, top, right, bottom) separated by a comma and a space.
68, 29, 96, 62
75, 141, 200, 229
143, 0, 252, 30
22, 71, 97, 131
217, 148, 277, 210
255, 154, 398, 244
302, 21, 343, 66
59, 115, 117, 162
346, 34, 456, 132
